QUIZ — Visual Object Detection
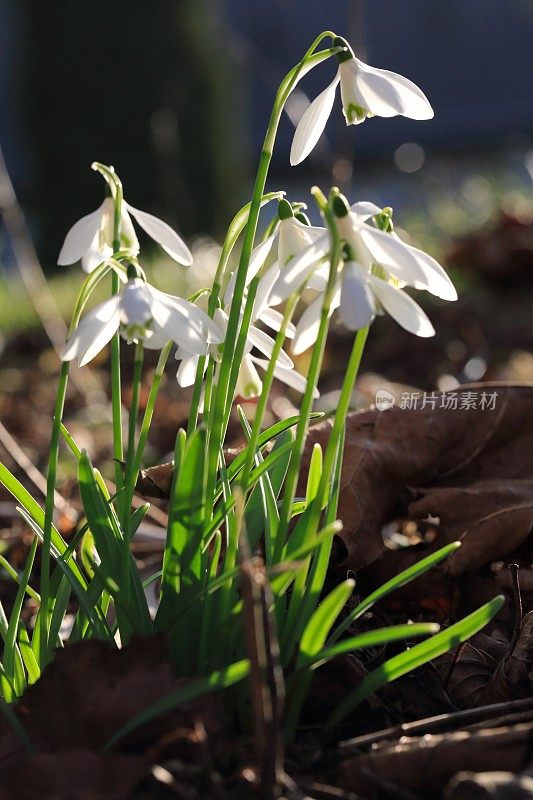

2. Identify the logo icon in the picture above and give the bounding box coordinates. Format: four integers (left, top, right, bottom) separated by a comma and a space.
375, 389, 395, 412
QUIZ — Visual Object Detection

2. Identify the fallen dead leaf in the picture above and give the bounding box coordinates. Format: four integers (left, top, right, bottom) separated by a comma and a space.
300, 383, 533, 574
435, 611, 533, 708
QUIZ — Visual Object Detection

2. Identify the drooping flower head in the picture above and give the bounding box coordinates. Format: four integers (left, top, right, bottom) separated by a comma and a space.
268, 192, 457, 353
58, 177, 193, 273
290, 36, 433, 166
176, 299, 317, 402
224, 198, 325, 304
62, 263, 222, 367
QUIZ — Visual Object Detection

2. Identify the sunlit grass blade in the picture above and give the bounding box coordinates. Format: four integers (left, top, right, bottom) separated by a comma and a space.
78, 451, 151, 639
284, 621, 438, 742
326, 595, 505, 728
4, 536, 38, 697
328, 541, 462, 645
296, 578, 355, 669
301, 623, 440, 671
17, 623, 41, 684
47, 575, 72, 654
105, 659, 250, 751
305, 443, 322, 507
198, 531, 222, 670
226, 413, 323, 484
156, 427, 207, 671
238, 407, 292, 561
16, 507, 110, 640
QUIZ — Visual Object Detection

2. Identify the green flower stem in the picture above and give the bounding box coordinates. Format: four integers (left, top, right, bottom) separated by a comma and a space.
187, 354, 207, 437
286, 326, 368, 646
122, 341, 144, 536
128, 340, 173, 503
110, 175, 124, 500
239, 294, 298, 487
39, 360, 70, 664
204, 37, 342, 516
276, 189, 342, 554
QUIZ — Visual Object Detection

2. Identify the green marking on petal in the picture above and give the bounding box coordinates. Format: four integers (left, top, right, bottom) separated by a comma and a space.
344, 103, 368, 124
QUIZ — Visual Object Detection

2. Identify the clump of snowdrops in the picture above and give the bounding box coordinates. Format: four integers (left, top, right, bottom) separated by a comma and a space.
0, 32, 502, 751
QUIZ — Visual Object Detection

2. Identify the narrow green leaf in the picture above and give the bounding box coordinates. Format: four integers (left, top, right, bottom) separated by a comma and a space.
296, 579, 355, 668
305, 443, 322, 507
4, 537, 38, 695
156, 427, 207, 664
328, 542, 462, 645
301, 623, 439, 671
226, 413, 323, 483
327, 596, 505, 727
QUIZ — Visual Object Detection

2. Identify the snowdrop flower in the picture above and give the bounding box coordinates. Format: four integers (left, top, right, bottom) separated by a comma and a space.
290, 37, 433, 166
177, 307, 317, 401
62, 266, 222, 367
58, 196, 193, 273
224, 199, 325, 304
277, 196, 456, 353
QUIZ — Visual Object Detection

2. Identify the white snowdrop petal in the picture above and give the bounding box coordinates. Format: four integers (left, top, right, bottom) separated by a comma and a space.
290, 74, 340, 166
339, 262, 376, 330
177, 355, 200, 388
402, 242, 457, 300
260, 307, 296, 339
125, 203, 192, 265
368, 67, 434, 120
235, 355, 262, 399
278, 217, 316, 267
61, 295, 121, 363
57, 203, 105, 265
350, 201, 382, 221
224, 230, 278, 304
150, 287, 223, 343
369, 277, 435, 337
119, 206, 140, 254
79, 312, 122, 366
270, 232, 329, 305
247, 325, 293, 369
253, 263, 281, 319
306, 263, 329, 291
251, 356, 320, 398
141, 324, 170, 351
355, 59, 433, 120
150, 297, 210, 355
80, 234, 113, 274
358, 224, 428, 287
292, 295, 324, 355
119, 279, 152, 325
353, 66, 407, 118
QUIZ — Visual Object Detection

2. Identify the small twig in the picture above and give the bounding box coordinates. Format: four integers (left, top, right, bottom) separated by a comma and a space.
508, 562, 523, 653
337, 697, 533, 755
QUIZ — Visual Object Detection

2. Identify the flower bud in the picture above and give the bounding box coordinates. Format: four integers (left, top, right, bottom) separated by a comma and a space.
277, 198, 294, 220
332, 193, 351, 218
126, 261, 144, 281
333, 36, 354, 64
295, 211, 311, 226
